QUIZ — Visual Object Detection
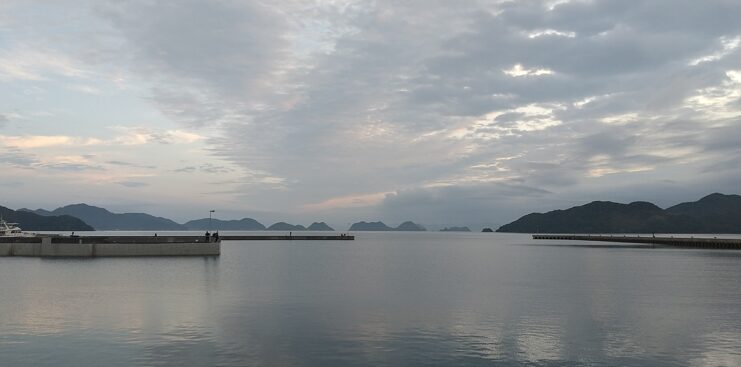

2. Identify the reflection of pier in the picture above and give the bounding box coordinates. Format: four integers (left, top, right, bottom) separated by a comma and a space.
533, 234, 741, 249
0, 234, 354, 257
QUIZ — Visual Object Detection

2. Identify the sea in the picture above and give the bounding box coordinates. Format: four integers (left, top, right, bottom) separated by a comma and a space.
1, 231, 740, 366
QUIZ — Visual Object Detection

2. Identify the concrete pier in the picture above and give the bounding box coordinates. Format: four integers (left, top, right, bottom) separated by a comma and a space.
0, 236, 220, 257
533, 234, 741, 249
0, 234, 354, 257
220, 235, 354, 241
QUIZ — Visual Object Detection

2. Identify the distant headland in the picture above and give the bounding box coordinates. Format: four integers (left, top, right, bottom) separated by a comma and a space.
497, 193, 741, 233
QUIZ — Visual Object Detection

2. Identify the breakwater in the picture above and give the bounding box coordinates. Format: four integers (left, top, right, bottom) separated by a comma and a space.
220, 235, 354, 241
0, 236, 220, 257
533, 234, 741, 249
0, 234, 354, 257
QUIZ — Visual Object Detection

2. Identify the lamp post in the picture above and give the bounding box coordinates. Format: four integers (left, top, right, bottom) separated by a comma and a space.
209, 210, 215, 233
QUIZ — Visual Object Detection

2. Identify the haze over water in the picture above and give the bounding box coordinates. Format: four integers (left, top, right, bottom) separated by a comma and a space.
1, 232, 740, 366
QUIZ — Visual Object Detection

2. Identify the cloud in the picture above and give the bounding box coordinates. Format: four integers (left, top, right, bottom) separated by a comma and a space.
141, 0, 738, 220
198, 163, 233, 174
106, 160, 157, 169
110, 127, 204, 145
301, 191, 390, 212
0, 135, 100, 148
378, 183, 552, 225
172, 164, 233, 174
0, 129, 203, 149
3, 0, 741, 224
67, 84, 102, 95
40, 162, 105, 172
0, 148, 38, 168
0, 47, 89, 81
116, 181, 149, 188
503, 64, 555, 77
172, 166, 196, 173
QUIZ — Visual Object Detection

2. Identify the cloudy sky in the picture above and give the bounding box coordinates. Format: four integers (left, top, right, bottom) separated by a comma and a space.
1, 0, 740, 228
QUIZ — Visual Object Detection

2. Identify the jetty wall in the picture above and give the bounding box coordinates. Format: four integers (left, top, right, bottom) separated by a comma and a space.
0, 234, 353, 257
533, 234, 741, 249
0, 239, 220, 257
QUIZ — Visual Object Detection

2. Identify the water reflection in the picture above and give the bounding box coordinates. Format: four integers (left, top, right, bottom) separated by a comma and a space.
1, 233, 740, 366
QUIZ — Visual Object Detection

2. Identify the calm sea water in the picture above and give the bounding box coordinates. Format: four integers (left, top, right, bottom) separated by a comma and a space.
1, 232, 740, 366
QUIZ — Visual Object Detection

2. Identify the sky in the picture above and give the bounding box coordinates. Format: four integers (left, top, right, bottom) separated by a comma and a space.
1, 0, 740, 229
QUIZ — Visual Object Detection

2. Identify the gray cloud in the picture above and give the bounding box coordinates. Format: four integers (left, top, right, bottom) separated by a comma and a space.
172, 166, 196, 173
171, 164, 232, 174
106, 160, 157, 169
379, 182, 552, 226
100, 0, 292, 128
0, 180, 23, 188
0, 148, 38, 168
128, 0, 738, 223
4, 0, 740, 224
116, 181, 149, 188
40, 163, 105, 172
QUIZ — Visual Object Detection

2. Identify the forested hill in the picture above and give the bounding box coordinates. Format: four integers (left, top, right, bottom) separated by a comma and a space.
1, 205, 93, 231
497, 193, 741, 233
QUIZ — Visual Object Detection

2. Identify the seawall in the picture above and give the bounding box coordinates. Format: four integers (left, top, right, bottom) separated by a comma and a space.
0, 238, 220, 257
0, 234, 354, 257
0, 236, 221, 257
533, 234, 741, 249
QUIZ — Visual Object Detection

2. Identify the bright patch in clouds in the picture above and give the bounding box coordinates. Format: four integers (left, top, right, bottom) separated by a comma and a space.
301, 192, 390, 211
689, 36, 740, 66
0, 135, 98, 148
503, 64, 554, 77
528, 29, 576, 38
0, 48, 88, 81
600, 113, 639, 125
0, 129, 203, 149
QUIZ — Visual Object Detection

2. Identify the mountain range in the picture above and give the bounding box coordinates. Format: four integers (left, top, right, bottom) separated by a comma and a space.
20, 204, 340, 231
12, 193, 741, 233
23, 204, 184, 230
497, 193, 741, 233
1, 205, 93, 231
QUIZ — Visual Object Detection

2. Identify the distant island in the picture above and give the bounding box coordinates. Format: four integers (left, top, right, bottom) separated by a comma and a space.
349, 221, 426, 231
24, 204, 183, 230
482, 228, 494, 232
267, 222, 307, 231
2, 205, 92, 231
349, 221, 392, 231
440, 226, 471, 232
307, 222, 334, 231
497, 193, 741, 233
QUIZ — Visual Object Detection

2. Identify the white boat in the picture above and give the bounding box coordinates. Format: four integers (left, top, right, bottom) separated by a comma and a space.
0, 218, 35, 237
